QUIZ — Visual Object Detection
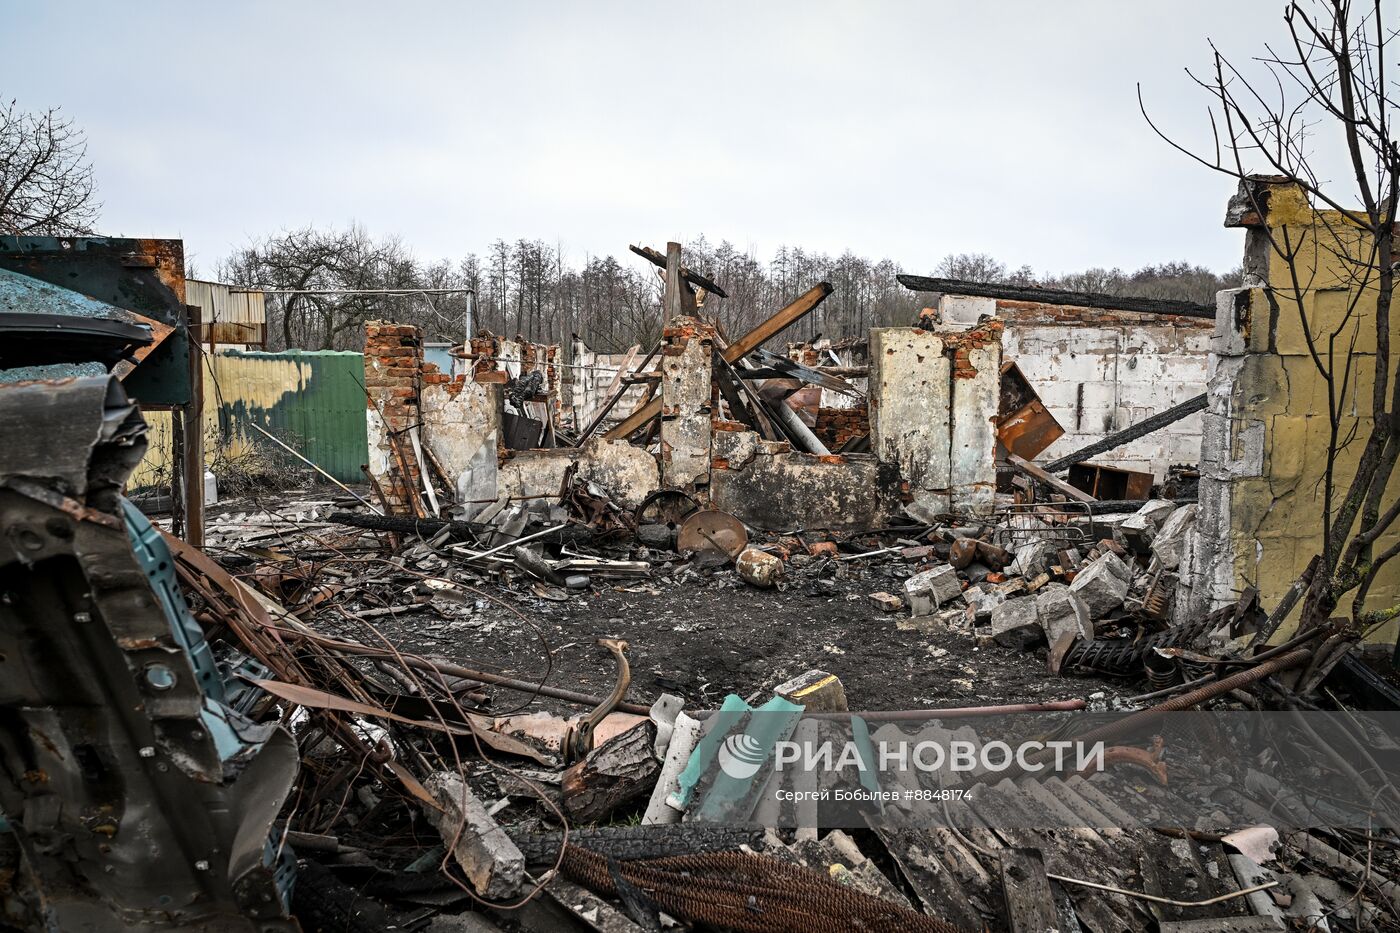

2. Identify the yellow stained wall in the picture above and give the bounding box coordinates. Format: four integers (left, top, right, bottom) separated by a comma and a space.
128, 352, 314, 489
1205, 179, 1400, 640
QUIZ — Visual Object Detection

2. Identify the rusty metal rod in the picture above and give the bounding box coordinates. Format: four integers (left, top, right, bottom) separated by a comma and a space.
1077, 647, 1313, 746
693, 699, 1088, 721
1001, 648, 1314, 782
290, 632, 653, 715
251, 423, 382, 514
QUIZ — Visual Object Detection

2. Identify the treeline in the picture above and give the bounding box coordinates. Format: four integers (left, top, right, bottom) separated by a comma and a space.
216, 227, 1240, 355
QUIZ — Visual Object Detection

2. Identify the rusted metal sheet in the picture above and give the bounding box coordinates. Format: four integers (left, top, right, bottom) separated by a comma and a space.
1068, 462, 1154, 500
995, 361, 1064, 460
187, 279, 267, 346
0, 236, 191, 405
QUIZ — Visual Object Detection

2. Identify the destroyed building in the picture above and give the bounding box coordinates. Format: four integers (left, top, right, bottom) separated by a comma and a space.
2, 184, 1400, 933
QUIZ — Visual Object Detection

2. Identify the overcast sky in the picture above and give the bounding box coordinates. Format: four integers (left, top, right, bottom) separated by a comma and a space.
2, 2, 1313, 277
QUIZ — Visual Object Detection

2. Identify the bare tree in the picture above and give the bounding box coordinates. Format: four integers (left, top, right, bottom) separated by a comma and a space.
935, 252, 1008, 283
1144, 0, 1400, 629
0, 100, 99, 235
219, 226, 419, 351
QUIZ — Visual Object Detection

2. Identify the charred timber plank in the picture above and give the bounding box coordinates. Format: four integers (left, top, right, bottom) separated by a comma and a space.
747, 347, 858, 395
329, 511, 479, 538
999, 848, 1060, 933
601, 396, 662, 441
897, 275, 1216, 319
604, 285, 833, 441
1043, 393, 1208, 473
1006, 453, 1096, 503
630, 243, 729, 298
721, 282, 834, 361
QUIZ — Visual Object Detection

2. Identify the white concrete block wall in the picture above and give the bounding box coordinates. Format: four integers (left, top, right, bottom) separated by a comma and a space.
999, 318, 1212, 479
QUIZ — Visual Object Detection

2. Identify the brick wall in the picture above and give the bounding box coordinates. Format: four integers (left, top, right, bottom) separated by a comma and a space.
814, 404, 868, 449
365, 322, 423, 514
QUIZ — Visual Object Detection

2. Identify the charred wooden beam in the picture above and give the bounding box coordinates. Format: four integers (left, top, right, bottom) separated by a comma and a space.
603, 283, 834, 441
630, 244, 729, 298
1006, 453, 1096, 502
745, 347, 858, 396
1042, 393, 1207, 473
329, 511, 479, 538
897, 275, 1216, 319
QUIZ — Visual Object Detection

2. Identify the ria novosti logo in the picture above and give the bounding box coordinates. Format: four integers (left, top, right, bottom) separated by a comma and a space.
717, 733, 768, 779
714, 733, 1107, 779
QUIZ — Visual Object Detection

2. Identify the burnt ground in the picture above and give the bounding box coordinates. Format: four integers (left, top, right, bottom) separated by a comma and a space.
358, 567, 1130, 714
198, 486, 1133, 714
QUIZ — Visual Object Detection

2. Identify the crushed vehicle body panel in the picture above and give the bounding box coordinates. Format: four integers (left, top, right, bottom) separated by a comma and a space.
0, 374, 298, 932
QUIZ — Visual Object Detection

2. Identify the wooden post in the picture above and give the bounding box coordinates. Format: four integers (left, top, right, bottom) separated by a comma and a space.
664, 241, 684, 321
182, 306, 205, 546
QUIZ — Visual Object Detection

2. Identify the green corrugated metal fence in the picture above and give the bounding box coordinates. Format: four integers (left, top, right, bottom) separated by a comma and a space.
131, 349, 369, 487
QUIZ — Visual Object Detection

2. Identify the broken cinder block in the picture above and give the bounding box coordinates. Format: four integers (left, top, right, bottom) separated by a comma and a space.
990, 597, 1042, 649
1034, 583, 1092, 645
963, 585, 1005, 624
775, 670, 848, 712
904, 564, 962, 616
1151, 503, 1196, 570
422, 772, 526, 900
1118, 499, 1178, 554
1011, 539, 1051, 576
1068, 550, 1132, 618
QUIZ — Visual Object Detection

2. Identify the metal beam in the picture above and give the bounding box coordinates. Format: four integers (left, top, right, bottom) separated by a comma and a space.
1043, 393, 1208, 473
897, 275, 1216, 319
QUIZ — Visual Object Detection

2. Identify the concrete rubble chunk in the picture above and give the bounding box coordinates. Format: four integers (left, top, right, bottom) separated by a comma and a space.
904, 564, 963, 616
1011, 539, 1051, 576
1137, 499, 1179, 526
1034, 583, 1093, 645
870, 591, 904, 612
775, 670, 848, 712
963, 585, 1005, 623
990, 597, 1042, 649
1068, 551, 1132, 618
897, 607, 966, 634
1152, 503, 1197, 570
422, 772, 525, 900
1118, 499, 1178, 553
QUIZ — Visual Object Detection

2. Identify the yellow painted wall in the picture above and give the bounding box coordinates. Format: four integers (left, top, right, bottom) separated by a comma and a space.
127, 352, 318, 489
1208, 180, 1400, 640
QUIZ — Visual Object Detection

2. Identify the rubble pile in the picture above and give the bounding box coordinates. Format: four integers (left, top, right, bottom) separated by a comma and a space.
132, 465, 1394, 932
5, 238, 1400, 933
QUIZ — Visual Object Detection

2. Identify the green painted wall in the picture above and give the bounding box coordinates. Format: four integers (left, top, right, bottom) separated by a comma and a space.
131, 349, 369, 487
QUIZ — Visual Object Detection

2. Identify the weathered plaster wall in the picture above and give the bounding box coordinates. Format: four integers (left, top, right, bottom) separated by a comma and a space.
497, 440, 660, 510
660, 317, 714, 489
990, 302, 1212, 480
709, 427, 896, 531
949, 331, 1002, 514
420, 374, 502, 504
868, 328, 952, 520
868, 324, 1003, 519
1190, 179, 1400, 641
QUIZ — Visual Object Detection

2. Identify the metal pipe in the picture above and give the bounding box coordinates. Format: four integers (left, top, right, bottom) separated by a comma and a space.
249, 423, 383, 515
768, 399, 831, 455
1079, 647, 1313, 746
